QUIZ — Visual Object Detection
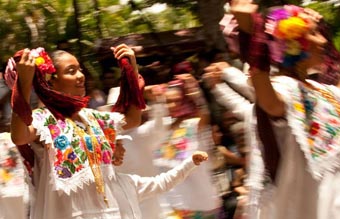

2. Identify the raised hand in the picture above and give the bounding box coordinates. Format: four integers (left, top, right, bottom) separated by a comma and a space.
230, 0, 259, 33
111, 44, 138, 75
16, 49, 36, 94
192, 151, 208, 166
202, 62, 230, 88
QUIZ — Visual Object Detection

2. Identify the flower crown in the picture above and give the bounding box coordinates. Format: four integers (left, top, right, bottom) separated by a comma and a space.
266, 5, 312, 67
30, 47, 56, 80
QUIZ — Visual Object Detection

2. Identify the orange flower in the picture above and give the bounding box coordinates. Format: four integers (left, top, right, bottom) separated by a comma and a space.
104, 128, 116, 141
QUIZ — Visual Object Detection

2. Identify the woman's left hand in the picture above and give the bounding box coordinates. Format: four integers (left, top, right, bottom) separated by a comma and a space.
192, 151, 208, 165
111, 44, 138, 74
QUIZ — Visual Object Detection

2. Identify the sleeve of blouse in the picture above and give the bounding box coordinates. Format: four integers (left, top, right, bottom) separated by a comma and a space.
222, 67, 255, 102
130, 157, 197, 201
211, 82, 253, 121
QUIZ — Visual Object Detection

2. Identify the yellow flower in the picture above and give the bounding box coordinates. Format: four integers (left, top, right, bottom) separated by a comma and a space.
0, 169, 12, 183
277, 16, 308, 39
35, 57, 45, 66
294, 102, 305, 113
164, 145, 176, 159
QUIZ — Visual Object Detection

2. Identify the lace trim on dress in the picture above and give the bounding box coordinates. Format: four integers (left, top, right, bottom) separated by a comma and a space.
31, 107, 122, 195
244, 107, 270, 218
275, 76, 340, 180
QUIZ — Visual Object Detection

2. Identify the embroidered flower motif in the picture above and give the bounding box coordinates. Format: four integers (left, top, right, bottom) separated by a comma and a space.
64, 148, 77, 162
104, 128, 116, 141
76, 164, 84, 172
68, 152, 77, 161
57, 120, 67, 129
310, 121, 320, 135
4, 157, 17, 168
55, 166, 72, 178
84, 136, 93, 151
325, 123, 337, 137
97, 119, 105, 129
176, 139, 188, 151
54, 135, 70, 150
48, 124, 61, 140
102, 150, 112, 164
54, 149, 63, 166
92, 127, 102, 135
95, 146, 102, 161
293, 102, 305, 113
109, 142, 115, 152
0, 169, 12, 183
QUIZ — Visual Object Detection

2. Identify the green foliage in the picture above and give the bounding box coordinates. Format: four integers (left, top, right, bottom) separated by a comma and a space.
306, 1, 340, 51
0, 0, 199, 79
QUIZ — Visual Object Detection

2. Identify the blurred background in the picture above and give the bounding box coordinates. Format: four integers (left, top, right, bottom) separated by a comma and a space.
0, 0, 340, 131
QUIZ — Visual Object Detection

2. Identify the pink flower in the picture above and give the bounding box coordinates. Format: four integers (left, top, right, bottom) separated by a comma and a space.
97, 119, 105, 129
102, 150, 112, 164
310, 122, 320, 135
48, 124, 61, 139
57, 120, 67, 129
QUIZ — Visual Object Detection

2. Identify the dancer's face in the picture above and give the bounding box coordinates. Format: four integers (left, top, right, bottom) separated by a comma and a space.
50, 53, 86, 97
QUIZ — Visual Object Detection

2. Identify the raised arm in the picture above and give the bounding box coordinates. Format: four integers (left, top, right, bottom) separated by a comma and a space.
10, 49, 37, 145
132, 151, 208, 201
203, 62, 254, 120
230, 1, 285, 117
111, 44, 143, 129
175, 74, 210, 130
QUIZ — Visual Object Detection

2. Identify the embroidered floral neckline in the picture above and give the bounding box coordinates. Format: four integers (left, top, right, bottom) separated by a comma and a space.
289, 80, 340, 179
33, 107, 118, 195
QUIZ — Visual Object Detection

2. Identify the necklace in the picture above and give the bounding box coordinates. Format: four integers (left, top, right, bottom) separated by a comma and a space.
68, 118, 109, 207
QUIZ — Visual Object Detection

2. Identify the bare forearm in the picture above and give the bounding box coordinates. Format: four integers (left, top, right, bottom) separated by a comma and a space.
251, 70, 285, 117
10, 81, 35, 145
122, 105, 141, 130
11, 113, 36, 145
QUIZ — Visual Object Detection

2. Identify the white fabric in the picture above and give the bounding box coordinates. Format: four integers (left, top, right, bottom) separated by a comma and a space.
247, 76, 340, 219
107, 87, 120, 105
210, 66, 254, 120
29, 108, 125, 219
0, 133, 28, 219
114, 157, 197, 219
155, 118, 222, 212
0, 196, 26, 219
213, 83, 253, 121
116, 103, 171, 219
222, 66, 255, 102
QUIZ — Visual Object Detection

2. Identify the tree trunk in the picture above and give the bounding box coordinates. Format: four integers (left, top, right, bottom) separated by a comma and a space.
197, 0, 227, 54
72, 0, 83, 61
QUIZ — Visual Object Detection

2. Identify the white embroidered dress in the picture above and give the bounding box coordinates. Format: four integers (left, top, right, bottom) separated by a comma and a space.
29, 107, 125, 219
246, 76, 340, 219
0, 132, 28, 219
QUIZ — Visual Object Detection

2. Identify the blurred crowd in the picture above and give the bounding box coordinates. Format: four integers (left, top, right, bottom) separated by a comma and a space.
1, 0, 340, 219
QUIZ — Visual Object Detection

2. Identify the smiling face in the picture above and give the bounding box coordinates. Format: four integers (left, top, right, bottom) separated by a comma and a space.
50, 52, 86, 97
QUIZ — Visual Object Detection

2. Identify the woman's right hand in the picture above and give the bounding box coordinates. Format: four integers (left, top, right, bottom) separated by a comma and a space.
229, 0, 258, 33
202, 62, 230, 88
16, 49, 36, 93
111, 44, 138, 75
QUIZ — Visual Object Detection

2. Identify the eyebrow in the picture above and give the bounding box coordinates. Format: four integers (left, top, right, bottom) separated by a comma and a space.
65, 64, 79, 71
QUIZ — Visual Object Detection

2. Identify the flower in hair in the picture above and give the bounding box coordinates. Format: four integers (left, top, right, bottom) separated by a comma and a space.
277, 16, 309, 40
267, 5, 312, 67
30, 47, 56, 75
